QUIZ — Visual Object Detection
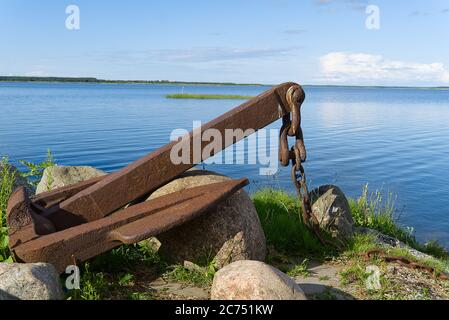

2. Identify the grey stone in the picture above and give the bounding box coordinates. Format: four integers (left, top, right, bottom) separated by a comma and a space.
183, 261, 204, 273
147, 170, 267, 269
36, 165, 106, 194
311, 185, 354, 243
0, 263, 64, 300
211, 260, 307, 300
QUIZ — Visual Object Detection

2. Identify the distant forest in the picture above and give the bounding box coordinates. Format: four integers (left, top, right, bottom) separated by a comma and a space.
1, 76, 447, 89
0, 76, 262, 86
0, 76, 99, 83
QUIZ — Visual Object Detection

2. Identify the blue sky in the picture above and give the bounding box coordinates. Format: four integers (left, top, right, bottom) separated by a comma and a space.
1, 0, 448, 85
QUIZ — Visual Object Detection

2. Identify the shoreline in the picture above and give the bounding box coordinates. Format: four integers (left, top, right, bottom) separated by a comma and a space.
1, 77, 448, 90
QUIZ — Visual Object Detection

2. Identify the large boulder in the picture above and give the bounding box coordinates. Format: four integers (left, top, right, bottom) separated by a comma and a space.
148, 170, 267, 269
211, 260, 306, 300
311, 185, 354, 243
0, 163, 33, 195
0, 263, 64, 300
36, 166, 106, 194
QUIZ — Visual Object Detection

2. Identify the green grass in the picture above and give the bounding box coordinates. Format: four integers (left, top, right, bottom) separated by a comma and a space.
343, 233, 379, 257
0, 157, 16, 262
0, 151, 58, 262
385, 247, 449, 277
349, 184, 415, 245
252, 185, 449, 265
19, 149, 56, 187
349, 184, 449, 260
287, 258, 310, 278
65, 241, 217, 299
339, 261, 376, 286
252, 188, 332, 258
166, 93, 255, 100
163, 250, 217, 287
66, 242, 216, 299
65, 242, 165, 300
339, 234, 448, 299
164, 263, 216, 288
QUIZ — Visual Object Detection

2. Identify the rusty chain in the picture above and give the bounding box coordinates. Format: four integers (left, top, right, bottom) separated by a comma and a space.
363, 248, 449, 281
279, 85, 309, 223
280, 85, 339, 248
280, 89, 310, 220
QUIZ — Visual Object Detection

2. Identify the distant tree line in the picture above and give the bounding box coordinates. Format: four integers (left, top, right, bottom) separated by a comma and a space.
0, 76, 98, 82
0, 76, 263, 86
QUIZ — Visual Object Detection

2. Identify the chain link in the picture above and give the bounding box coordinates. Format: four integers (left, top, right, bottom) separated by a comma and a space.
279, 85, 311, 224
280, 85, 337, 247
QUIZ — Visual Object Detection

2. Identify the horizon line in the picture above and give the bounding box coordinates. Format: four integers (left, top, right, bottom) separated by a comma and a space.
0, 76, 448, 89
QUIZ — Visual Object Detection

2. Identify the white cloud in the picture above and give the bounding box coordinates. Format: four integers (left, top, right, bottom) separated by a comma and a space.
319, 52, 449, 85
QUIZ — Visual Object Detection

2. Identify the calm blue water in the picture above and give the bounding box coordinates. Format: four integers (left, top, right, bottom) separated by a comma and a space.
1, 82, 449, 247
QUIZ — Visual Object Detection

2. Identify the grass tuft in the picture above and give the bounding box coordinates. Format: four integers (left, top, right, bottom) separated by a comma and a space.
0, 157, 16, 262
0, 152, 57, 262
65, 242, 165, 300
252, 188, 333, 257
287, 258, 310, 277
19, 149, 56, 187
68, 263, 109, 300
164, 263, 216, 288
343, 233, 379, 257
163, 254, 217, 288
350, 184, 449, 260
349, 184, 413, 243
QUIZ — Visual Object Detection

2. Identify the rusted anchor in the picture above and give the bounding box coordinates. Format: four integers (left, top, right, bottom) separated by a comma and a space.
7, 82, 307, 273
